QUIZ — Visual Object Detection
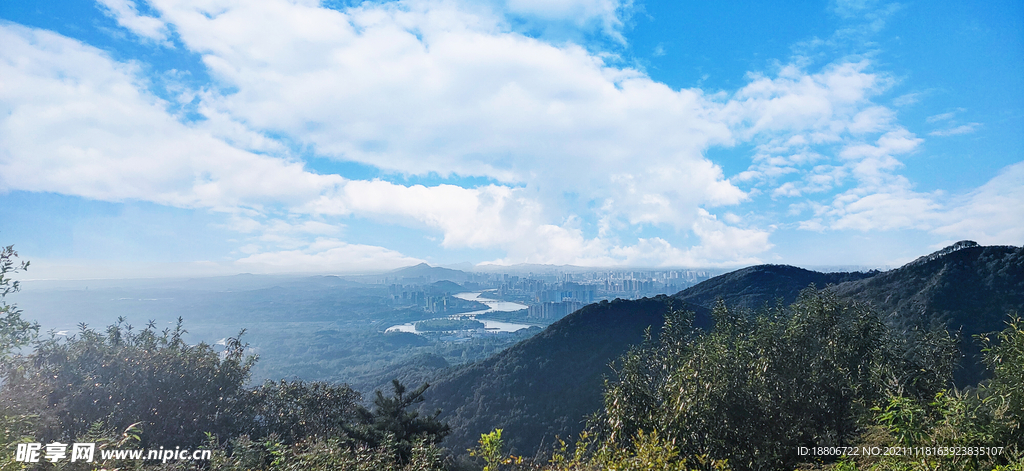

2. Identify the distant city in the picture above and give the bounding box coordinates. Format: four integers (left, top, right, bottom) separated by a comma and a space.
378, 266, 719, 322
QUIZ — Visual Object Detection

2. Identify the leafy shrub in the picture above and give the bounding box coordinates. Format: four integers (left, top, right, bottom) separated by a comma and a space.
856, 315, 1024, 471
234, 379, 361, 444
0, 318, 254, 447
0, 245, 36, 362
0, 245, 36, 471
599, 288, 958, 470
978, 314, 1024, 447
207, 434, 445, 471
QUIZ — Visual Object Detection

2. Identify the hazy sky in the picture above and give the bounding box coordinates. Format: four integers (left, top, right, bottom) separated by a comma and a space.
1, 0, 1021, 278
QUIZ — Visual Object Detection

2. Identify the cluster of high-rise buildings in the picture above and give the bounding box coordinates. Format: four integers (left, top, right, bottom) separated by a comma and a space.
381, 268, 716, 321
495, 270, 714, 320
385, 286, 470, 314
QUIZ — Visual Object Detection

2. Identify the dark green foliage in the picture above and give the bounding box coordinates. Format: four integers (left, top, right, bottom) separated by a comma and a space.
834, 243, 1024, 385
0, 317, 254, 447
357, 353, 451, 402
0, 245, 37, 361
383, 331, 433, 348
238, 241, 1015, 466
1, 246, 39, 470
251, 324, 537, 395
0, 310, 452, 468
670, 243, 1024, 386
849, 315, 1024, 470
978, 314, 1024, 448
415, 318, 486, 332
234, 379, 361, 444
601, 288, 958, 471
199, 380, 448, 470
0, 315, 450, 468
353, 380, 450, 464
211, 434, 446, 471
473, 309, 534, 324
672, 264, 877, 317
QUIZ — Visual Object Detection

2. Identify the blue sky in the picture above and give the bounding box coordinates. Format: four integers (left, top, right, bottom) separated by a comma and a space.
0, 0, 1021, 278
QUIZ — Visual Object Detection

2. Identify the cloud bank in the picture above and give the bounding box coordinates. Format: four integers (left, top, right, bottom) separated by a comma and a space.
0, 0, 1019, 274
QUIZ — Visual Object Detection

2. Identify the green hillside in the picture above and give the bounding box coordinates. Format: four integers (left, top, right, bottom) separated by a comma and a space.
424, 296, 694, 455
425, 242, 1024, 458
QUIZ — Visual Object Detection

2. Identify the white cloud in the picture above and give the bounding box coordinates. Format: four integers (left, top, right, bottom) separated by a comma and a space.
308, 180, 544, 249
772, 181, 802, 198
892, 92, 920, 107
503, 0, 622, 21
848, 106, 895, 134
225, 216, 344, 251
687, 209, 774, 264
929, 123, 981, 137
5, 0, 1013, 272
801, 160, 1024, 241
827, 186, 943, 231
934, 161, 1024, 244
925, 111, 956, 123
504, 0, 629, 35
720, 61, 898, 202
725, 59, 929, 220
235, 238, 424, 274
482, 212, 773, 268
830, 0, 880, 18
301, 179, 766, 266
791, 126, 936, 231
0, 23, 342, 211
0, 20, 763, 267
725, 61, 888, 138
144, 0, 741, 224
924, 109, 980, 137
96, 0, 171, 43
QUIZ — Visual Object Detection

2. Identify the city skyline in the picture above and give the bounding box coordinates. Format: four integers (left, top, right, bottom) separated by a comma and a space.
1, 0, 1021, 279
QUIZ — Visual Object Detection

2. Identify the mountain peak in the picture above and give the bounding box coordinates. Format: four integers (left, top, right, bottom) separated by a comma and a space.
908, 240, 980, 267
387, 262, 472, 282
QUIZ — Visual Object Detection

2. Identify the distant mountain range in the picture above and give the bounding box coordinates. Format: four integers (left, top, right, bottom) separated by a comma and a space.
387, 263, 476, 283
423, 241, 1024, 456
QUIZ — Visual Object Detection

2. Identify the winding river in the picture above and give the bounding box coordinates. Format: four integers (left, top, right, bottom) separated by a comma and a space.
385, 292, 533, 334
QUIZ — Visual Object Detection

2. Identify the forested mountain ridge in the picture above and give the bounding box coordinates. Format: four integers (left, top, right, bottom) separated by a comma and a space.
670, 263, 877, 319
833, 242, 1024, 384
669, 242, 1024, 383
668, 241, 1023, 349
424, 265, 882, 454
834, 242, 1022, 334
424, 242, 1024, 458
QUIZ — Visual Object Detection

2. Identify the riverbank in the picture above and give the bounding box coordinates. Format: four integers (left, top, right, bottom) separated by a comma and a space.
385, 292, 534, 334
